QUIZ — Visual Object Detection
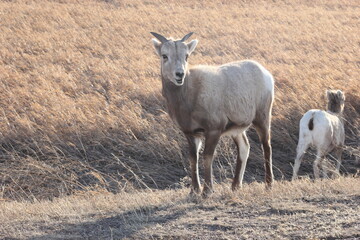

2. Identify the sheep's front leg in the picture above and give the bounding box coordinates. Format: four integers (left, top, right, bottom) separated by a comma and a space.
202, 131, 221, 198
186, 135, 202, 195
334, 146, 343, 177
321, 158, 330, 178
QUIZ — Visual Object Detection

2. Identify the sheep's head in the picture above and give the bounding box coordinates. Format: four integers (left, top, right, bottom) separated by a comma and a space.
326, 90, 345, 113
151, 32, 198, 86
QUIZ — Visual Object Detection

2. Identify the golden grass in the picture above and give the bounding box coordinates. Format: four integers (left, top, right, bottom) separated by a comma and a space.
2, 177, 355, 223
0, 0, 359, 201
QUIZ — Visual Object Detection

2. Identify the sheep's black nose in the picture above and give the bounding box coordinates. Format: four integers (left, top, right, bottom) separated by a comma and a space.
176, 72, 184, 78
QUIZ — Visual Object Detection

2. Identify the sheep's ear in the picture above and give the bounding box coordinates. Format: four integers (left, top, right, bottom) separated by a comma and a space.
326, 90, 333, 100
152, 39, 162, 56
187, 39, 198, 55
337, 90, 345, 100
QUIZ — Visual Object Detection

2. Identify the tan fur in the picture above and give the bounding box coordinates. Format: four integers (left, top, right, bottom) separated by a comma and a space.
152, 33, 275, 197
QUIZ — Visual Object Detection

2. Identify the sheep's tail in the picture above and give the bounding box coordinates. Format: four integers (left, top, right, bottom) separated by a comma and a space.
308, 114, 314, 131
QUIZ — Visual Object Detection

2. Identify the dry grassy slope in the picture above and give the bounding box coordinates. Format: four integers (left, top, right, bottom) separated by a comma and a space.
0, 0, 359, 200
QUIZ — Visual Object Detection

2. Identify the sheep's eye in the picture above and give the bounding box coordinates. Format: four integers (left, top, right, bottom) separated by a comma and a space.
162, 55, 168, 60
185, 54, 189, 61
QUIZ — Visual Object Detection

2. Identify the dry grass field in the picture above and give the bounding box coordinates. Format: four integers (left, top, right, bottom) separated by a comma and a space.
0, 0, 359, 239
1, 178, 360, 239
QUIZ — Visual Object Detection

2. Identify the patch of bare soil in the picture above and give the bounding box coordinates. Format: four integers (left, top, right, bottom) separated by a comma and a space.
110, 196, 359, 239
8, 192, 358, 240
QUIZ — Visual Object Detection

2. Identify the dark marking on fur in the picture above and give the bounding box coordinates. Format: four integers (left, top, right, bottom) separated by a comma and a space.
183, 128, 205, 137
308, 118, 314, 130
193, 128, 205, 134
225, 118, 236, 130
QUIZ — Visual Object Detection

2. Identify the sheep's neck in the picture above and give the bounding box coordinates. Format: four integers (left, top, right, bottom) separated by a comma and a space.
327, 103, 343, 114
162, 75, 194, 131
327, 109, 344, 123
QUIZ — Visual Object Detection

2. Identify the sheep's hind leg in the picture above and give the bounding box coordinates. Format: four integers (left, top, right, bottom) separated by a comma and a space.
232, 132, 250, 191
254, 121, 273, 188
292, 141, 309, 180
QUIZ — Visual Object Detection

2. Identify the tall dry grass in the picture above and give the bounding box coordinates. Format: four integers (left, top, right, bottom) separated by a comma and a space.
0, 0, 359, 200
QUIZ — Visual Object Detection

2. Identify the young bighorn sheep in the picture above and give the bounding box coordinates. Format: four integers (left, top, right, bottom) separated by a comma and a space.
292, 90, 345, 180
151, 32, 274, 197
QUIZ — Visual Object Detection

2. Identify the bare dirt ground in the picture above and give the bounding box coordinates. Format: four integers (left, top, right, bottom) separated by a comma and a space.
1, 178, 359, 239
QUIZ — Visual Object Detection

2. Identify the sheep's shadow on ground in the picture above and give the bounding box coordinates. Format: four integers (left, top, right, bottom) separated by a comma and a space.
31, 200, 193, 240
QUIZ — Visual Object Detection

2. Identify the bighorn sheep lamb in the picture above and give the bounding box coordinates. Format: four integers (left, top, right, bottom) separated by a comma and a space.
292, 90, 345, 180
151, 32, 274, 197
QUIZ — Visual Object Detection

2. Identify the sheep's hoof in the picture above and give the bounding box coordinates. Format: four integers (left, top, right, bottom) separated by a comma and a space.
187, 189, 202, 203
189, 188, 201, 197
202, 188, 214, 199
265, 182, 273, 190
231, 182, 242, 192
331, 171, 341, 179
